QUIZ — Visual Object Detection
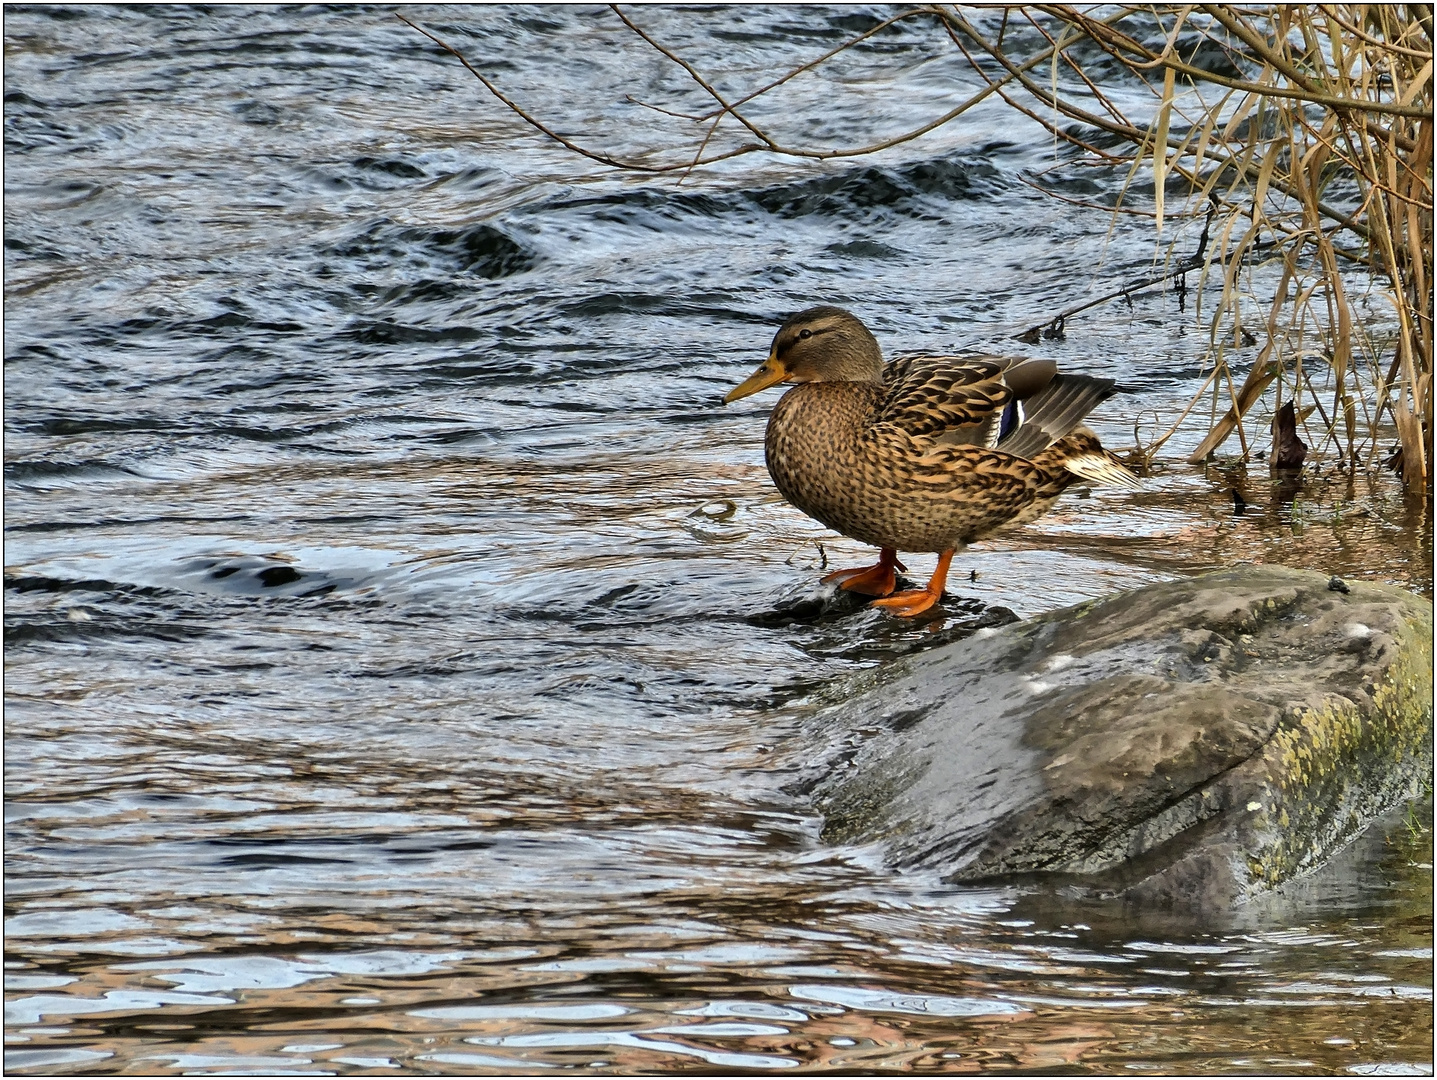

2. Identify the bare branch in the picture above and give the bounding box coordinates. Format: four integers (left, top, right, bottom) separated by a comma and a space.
623, 95, 706, 122
690, 7, 942, 121
400, 7, 1116, 168
610, 5, 780, 151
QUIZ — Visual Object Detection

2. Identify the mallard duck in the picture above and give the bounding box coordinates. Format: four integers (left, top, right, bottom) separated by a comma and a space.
724, 306, 1140, 616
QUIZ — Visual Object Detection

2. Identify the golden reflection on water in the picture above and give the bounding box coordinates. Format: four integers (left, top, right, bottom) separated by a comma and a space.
983, 460, 1433, 600
8, 957, 1432, 1074
6, 802, 1432, 1073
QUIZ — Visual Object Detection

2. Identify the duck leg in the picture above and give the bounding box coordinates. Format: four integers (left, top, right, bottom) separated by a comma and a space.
820, 547, 906, 597
870, 549, 954, 617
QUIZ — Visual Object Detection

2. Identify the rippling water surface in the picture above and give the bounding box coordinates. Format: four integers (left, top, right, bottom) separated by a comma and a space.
5, 6, 1432, 1075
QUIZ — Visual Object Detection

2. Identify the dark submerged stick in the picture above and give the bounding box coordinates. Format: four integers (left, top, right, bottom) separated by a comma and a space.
1014, 199, 1220, 343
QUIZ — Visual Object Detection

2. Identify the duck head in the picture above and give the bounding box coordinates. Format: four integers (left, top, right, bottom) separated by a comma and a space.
724, 306, 884, 403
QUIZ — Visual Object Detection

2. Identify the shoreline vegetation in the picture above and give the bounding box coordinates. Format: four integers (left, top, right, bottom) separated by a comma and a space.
402, 5, 1434, 491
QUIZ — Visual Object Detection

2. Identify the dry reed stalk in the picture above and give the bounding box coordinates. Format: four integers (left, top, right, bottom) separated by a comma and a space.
975, 5, 1432, 485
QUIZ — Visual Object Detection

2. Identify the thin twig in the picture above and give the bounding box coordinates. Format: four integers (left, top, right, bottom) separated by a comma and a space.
400, 9, 1073, 169
1015, 172, 1159, 216
679, 114, 724, 186
689, 7, 941, 121
624, 95, 706, 122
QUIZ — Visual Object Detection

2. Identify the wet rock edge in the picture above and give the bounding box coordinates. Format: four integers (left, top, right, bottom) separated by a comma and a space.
799, 565, 1434, 909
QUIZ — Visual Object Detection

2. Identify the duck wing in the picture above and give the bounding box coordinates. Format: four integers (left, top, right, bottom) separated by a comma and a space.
874, 354, 1059, 449
994, 374, 1119, 460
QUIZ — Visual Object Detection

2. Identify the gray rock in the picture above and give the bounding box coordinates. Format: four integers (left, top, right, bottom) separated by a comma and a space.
802, 566, 1433, 908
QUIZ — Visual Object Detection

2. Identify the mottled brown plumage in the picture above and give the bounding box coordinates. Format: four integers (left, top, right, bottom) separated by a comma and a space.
724, 306, 1140, 615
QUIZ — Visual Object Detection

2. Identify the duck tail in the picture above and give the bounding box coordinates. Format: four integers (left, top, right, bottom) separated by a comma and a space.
1064, 450, 1143, 489
1054, 426, 1143, 488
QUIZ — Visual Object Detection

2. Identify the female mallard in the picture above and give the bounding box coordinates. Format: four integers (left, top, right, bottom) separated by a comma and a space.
724, 306, 1140, 616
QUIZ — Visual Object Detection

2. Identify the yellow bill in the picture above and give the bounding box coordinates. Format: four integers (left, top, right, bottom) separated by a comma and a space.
723, 352, 788, 404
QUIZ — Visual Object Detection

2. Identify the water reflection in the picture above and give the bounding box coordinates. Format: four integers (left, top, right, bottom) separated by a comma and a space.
4, 808, 1430, 1072
1001, 463, 1433, 603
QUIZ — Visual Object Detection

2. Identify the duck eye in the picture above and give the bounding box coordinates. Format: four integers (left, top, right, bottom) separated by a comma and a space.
799, 328, 813, 340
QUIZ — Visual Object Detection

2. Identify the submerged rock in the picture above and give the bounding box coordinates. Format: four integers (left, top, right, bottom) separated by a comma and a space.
803, 566, 1432, 908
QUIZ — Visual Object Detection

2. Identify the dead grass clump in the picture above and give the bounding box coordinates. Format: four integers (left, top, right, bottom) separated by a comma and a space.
1000, 6, 1433, 489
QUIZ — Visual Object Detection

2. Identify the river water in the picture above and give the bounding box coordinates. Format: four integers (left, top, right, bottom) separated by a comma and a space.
4, 6, 1432, 1075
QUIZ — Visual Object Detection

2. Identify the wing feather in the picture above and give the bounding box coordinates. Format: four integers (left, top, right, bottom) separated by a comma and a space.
873, 354, 1014, 445
995, 374, 1118, 460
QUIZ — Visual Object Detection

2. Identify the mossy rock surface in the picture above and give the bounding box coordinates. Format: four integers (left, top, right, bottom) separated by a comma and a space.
805, 565, 1433, 908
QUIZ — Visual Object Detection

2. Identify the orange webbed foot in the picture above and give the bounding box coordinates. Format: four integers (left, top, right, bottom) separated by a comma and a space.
870, 588, 941, 617
869, 549, 954, 618
820, 548, 906, 597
